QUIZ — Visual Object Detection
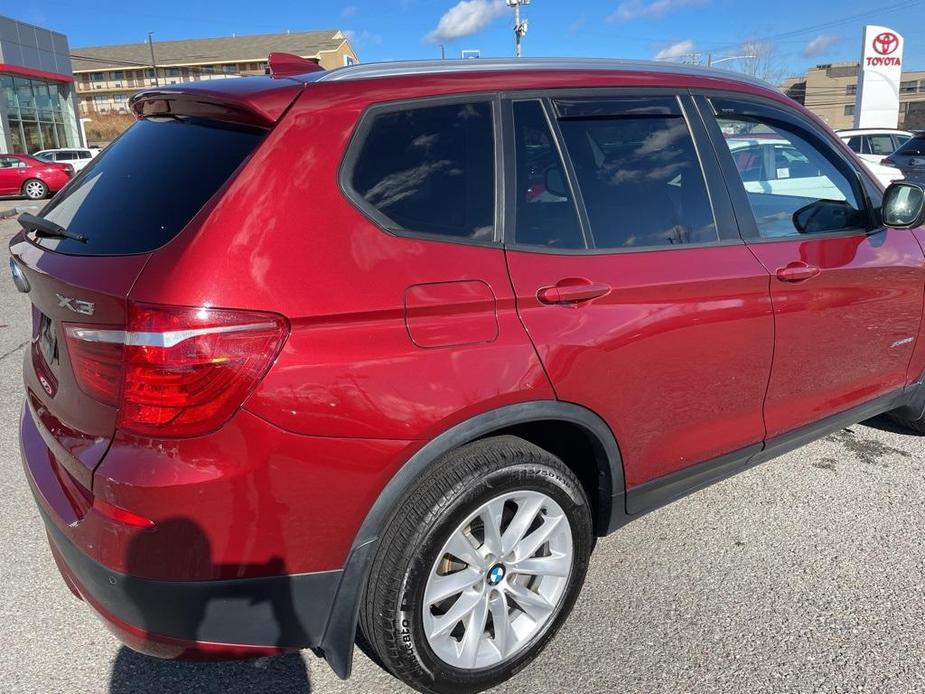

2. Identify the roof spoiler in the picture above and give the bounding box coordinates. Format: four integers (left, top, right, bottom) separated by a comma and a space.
267, 52, 324, 77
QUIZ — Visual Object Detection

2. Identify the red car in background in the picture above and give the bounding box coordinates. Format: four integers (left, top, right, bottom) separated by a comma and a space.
0, 154, 73, 200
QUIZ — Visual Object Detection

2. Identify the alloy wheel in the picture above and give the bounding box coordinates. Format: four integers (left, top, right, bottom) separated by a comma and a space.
422, 490, 573, 670
24, 181, 46, 199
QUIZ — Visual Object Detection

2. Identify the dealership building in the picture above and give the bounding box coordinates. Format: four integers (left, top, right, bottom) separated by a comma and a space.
783, 62, 925, 130
71, 30, 358, 115
0, 16, 81, 153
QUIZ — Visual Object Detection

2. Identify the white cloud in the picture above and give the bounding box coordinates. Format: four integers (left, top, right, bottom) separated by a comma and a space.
610, 0, 707, 21
425, 0, 508, 43
802, 33, 840, 58
654, 39, 696, 61
341, 5, 358, 18
344, 29, 383, 46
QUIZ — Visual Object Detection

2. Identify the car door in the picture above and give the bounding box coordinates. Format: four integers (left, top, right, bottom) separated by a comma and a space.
502, 92, 774, 493
698, 94, 925, 438
0, 156, 25, 194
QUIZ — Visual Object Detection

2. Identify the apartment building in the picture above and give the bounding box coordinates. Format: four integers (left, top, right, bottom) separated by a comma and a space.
72, 30, 358, 115
783, 62, 925, 130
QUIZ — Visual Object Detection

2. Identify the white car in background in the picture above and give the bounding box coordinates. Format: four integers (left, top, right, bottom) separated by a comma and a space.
837, 128, 913, 165
33, 148, 97, 172
727, 134, 902, 195
724, 135, 901, 237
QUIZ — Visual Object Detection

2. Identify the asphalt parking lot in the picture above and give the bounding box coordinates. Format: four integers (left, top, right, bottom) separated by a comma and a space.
0, 211, 923, 694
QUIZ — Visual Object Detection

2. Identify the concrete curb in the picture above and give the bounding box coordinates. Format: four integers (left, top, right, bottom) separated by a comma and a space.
0, 206, 38, 220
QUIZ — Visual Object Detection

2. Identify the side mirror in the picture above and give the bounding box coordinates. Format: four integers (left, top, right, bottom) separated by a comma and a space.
882, 182, 925, 229
544, 166, 568, 198
792, 199, 859, 234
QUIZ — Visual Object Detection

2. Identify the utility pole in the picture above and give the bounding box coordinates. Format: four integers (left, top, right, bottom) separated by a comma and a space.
147, 32, 159, 86
440, 44, 445, 60
507, 0, 530, 57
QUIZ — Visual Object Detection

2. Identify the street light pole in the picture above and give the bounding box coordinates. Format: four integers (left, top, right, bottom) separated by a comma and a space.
507, 0, 530, 57
147, 32, 159, 86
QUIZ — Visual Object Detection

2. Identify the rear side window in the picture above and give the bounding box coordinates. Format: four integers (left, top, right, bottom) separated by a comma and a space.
554, 97, 718, 249
347, 101, 495, 242
512, 100, 584, 249
37, 118, 263, 255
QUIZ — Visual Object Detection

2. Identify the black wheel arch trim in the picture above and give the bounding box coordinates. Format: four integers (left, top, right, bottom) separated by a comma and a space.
317, 399, 627, 678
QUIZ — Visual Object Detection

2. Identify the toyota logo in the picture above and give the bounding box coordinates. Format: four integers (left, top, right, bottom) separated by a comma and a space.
873, 31, 899, 56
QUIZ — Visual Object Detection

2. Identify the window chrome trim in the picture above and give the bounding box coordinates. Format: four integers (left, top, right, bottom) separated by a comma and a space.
65, 322, 277, 349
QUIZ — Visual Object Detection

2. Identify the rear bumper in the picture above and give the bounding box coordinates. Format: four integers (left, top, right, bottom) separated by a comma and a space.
41, 506, 342, 657
20, 401, 415, 675
39, 171, 71, 191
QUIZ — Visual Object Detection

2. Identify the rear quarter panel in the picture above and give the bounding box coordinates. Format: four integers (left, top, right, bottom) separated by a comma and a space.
129, 82, 555, 441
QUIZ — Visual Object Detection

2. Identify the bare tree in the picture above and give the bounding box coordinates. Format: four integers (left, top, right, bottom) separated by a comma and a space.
726, 40, 787, 86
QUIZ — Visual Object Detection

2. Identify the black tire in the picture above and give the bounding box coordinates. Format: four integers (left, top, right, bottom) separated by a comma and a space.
359, 435, 594, 694
22, 179, 48, 200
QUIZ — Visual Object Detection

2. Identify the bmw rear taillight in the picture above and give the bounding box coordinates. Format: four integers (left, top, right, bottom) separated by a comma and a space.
64, 303, 288, 437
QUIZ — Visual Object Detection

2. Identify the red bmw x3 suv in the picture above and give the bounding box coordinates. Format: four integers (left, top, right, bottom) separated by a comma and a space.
12, 56, 925, 693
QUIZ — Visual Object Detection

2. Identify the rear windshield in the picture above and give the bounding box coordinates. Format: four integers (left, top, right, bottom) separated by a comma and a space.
34, 117, 264, 255
895, 136, 925, 156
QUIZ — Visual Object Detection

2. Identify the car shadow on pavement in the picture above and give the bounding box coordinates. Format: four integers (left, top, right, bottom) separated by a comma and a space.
109, 648, 311, 694
108, 516, 314, 694
861, 414, 922, 435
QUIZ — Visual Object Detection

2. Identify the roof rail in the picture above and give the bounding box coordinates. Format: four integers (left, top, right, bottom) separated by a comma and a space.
314, 57, 774, 89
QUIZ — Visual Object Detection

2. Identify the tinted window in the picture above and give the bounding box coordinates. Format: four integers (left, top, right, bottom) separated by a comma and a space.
896, 136, 925, 156
717, 112, 866, 238
512, 100, 583, 249
350, 101, 494, 241
35, 118, 263, 255
555, 99, 717, 248
78, 151, 92, 159
56, 151, 77, 160
845, 136, 862, 153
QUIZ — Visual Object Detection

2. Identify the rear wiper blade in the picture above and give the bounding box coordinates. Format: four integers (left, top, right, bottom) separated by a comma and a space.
18, 213, 88, 243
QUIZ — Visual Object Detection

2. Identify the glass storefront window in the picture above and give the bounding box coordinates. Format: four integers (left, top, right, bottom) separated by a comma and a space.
39, 122, 58, 149
23, 122, 42, 152
2, 74, 78, 153
0, 75, 14, 112
7, 119, 24, 152
34, 82, 54, 120
14, 78, 36, 118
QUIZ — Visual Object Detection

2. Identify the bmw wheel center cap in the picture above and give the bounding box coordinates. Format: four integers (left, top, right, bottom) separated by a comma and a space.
487, 563, 506, 586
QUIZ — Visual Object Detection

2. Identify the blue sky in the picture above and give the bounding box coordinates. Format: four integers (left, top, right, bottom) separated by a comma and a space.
14, 0, 925, 79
